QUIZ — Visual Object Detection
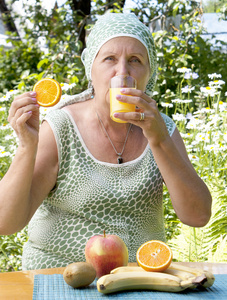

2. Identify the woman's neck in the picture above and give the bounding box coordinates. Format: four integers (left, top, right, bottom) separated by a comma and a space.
93, 97, 130, 134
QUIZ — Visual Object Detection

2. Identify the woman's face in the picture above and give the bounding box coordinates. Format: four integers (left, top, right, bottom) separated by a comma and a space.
91, 36, 150, 107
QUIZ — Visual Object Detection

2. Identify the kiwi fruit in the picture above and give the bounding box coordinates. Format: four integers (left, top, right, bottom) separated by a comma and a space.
63, 262, 96, 288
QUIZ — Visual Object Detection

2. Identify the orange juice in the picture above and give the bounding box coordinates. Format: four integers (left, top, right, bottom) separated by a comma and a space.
110, 88, 136, 123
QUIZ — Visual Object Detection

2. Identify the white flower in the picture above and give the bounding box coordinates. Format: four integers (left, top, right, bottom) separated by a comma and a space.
185, 143, 193, 150
195, 132, 208, 143
200, 86, 219, 97
161, 102, 173, 108
181, 85, 195, 93
209, 80, 225, 89
0, 95, 7, 103
208, 73, 222, 79
0, 150, 11, 157
0, 123, 11, 131
215, 80, 225, 85
172, 113, 186, 122
172, 98, 184, 103
194, 107, 215, 115
177, 67, 191, 73
0, 89, 19, 102
186, 117, 203, 129
181, 132, 191, 139
212, 131, 221, 142
61, 83, 76, 91
204, 144, 223, 152
208, 113, 222, 126
172, 98, 193, 103
4, 134, 15, 141
188, 154, 199, 161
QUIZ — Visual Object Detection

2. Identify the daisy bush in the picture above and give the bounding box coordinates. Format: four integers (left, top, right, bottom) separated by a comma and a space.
160, 70, 227, 262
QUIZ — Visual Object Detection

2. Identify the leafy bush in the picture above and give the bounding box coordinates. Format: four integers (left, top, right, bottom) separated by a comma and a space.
0, 228, 28, 272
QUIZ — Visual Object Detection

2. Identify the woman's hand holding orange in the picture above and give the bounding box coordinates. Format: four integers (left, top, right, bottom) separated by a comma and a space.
8, 91, 40, 148
113, 88, 169, 146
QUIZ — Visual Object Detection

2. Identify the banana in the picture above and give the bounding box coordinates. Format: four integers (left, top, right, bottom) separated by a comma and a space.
111, 266, 195, 281
110, 264, 215, 290
169, 262, 204, 275
110, 266, 145, 274
97, 271, 196, 294
169, 262, 215, 288
201, 271, 215, 288
164, 268, 195, 281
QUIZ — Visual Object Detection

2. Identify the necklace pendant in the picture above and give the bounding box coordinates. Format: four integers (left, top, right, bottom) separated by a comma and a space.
117, 157, 123, 164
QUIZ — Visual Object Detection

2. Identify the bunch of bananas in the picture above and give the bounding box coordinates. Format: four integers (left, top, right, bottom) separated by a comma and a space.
97, 262, 215, 294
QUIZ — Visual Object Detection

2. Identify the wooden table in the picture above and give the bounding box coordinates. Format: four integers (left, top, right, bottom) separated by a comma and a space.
0, 262, 226, 300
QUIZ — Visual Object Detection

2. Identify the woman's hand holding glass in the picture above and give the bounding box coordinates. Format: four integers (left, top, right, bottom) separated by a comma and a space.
113, 88, 169, 146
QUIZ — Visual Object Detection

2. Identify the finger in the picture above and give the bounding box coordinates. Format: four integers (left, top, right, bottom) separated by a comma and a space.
119, 88, 154, 103
16, 111, 33, 128
15, 111, 37, 139
8, 92, 37, 119
9, 104, 39, 129
117, 90, 157, 112
113, 111, 146, 123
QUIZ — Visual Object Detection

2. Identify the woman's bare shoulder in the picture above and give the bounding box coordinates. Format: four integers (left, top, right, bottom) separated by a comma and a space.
62, 99, 94, 125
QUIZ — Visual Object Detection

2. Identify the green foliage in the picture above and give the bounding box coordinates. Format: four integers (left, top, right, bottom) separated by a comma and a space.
170, 182, 227, 262
0, 0, 226, 271
154, 11, 226, 105
130, 0, 227, 106
0, 228, 28, 272
0, 39, 43, 93
203, 0, 227, 15
0, 0, 87, 95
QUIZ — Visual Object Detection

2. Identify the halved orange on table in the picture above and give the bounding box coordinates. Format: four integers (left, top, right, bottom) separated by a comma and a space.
136, 240, 173, 272
33, 78, 62, 107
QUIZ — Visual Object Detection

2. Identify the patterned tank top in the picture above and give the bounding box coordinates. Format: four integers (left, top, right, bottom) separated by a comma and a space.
22, 108, 176, 270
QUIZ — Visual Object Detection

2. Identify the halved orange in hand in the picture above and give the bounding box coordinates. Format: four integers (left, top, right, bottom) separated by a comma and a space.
136, 240, 173, 272
33, 78, 62, 107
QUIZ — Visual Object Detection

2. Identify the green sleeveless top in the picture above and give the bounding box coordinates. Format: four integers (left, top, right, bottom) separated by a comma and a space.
22, 109, 176, 270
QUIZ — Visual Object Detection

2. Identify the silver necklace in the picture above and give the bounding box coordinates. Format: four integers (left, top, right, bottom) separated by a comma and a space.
96, 112, 132, 164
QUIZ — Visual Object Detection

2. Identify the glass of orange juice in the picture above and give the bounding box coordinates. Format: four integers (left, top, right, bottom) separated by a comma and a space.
110, 75, 136, 123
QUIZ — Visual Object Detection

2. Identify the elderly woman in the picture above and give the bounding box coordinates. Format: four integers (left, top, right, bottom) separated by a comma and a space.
0, 13, 212, 270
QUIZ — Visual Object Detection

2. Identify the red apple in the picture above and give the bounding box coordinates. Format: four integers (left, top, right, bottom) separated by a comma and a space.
85, 230, 128, 278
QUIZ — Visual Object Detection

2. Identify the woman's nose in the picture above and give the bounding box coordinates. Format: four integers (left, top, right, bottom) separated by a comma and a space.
116, 59, 130, 76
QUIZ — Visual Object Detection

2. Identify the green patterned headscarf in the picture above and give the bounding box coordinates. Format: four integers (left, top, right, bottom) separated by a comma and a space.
81, 13, 157, 96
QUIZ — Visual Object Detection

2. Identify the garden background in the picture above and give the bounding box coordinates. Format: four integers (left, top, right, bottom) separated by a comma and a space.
0, 0, 226, 272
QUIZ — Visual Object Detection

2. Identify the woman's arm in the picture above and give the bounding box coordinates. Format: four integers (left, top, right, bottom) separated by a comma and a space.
150, 127, 212, 227
0, 92, 58, 235
0, 121, 58, 235
115, 88, 212, 227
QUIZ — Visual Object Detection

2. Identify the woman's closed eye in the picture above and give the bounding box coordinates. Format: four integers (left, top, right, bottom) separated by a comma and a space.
130, 57, 141, 63
104, 56, 115, 61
